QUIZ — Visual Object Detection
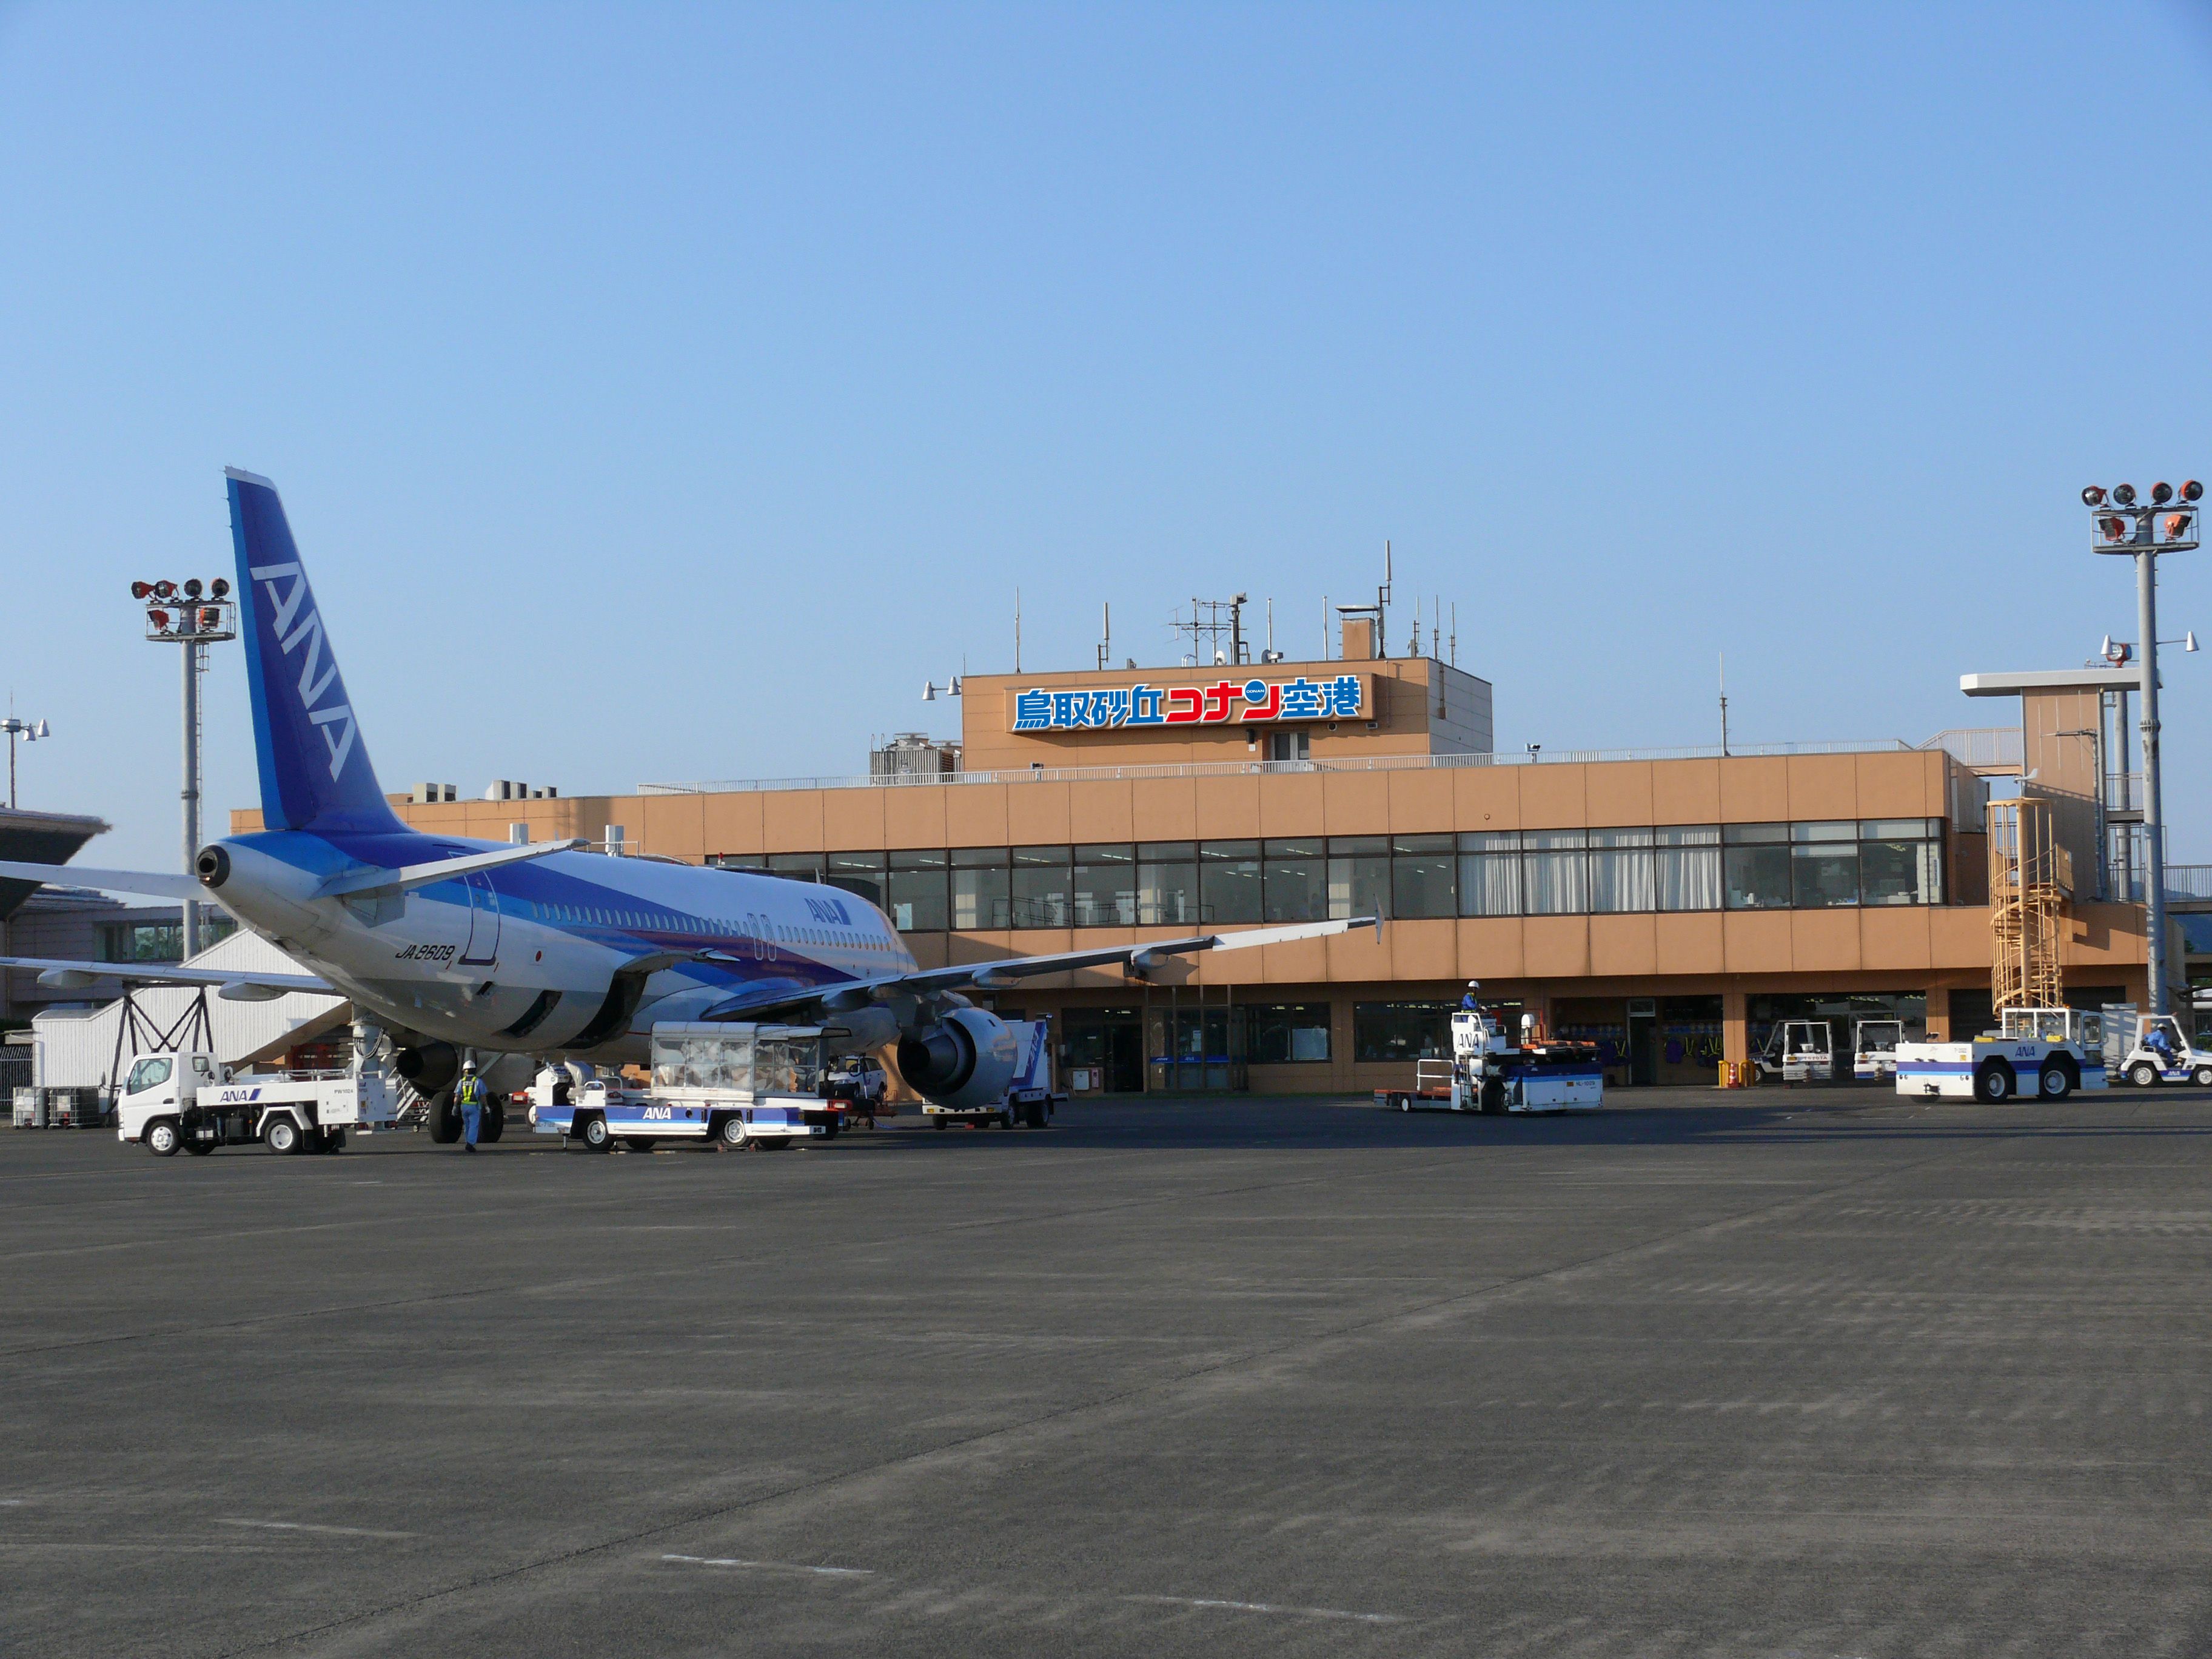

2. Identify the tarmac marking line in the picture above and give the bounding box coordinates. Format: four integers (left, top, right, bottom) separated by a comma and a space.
1122, 1593, 1406, 1624
661, 1553, 874, 1576
217, 1519, 421, 1540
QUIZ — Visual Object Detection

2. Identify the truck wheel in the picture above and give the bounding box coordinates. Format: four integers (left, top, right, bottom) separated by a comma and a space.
2128, 1061, 2159, 1088
1973, 1062, 2014, 1104
717, 1116, 746, 1147
1397, 1093, 1412, 1113
578, 1114, 612, 1152
265, 1116, 302, 1155
2194, 1067, 2212, 1088
322, 1128, 347, 1153
2037, 1063, 2073, 1101
1481, 1078, 1506, 1115
934, 1116, 948, 1131
184, 1138, 213, 1156
146, 1119, 181, 1157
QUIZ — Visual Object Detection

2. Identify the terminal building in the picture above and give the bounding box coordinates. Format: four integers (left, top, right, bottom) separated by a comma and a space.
263, 609, 2170, 1098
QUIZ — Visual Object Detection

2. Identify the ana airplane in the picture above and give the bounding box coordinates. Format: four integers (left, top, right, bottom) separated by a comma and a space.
1, 470, 1371, 1117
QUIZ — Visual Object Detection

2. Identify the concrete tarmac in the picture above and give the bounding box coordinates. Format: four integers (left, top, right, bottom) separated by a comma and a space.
4, 1087, 2210, 1658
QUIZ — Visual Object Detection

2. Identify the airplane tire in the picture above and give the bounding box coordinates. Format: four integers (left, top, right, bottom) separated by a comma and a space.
426, 1093, 460, 1144
479, 1105, 505, 1144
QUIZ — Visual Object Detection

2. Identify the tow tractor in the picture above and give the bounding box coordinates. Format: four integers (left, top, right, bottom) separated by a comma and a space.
116, 1046, 400, 1156
530, 1022, 831, 1151
1753, 1020, 1835, 1084
823, 1054, 890, 1127
2116, 1013, 2212, 1088
1852, 1019, 1906, 1082
1375, 1000, 1604, 1114
926, 1019, 1062, 1129
1893, 1007, 2108, 1101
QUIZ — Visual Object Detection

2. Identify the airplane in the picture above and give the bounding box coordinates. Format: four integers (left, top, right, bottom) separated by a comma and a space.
1, 469, 1373, 1127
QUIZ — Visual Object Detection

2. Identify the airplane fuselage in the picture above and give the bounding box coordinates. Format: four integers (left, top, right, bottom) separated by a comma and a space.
202, 827, 919, 1064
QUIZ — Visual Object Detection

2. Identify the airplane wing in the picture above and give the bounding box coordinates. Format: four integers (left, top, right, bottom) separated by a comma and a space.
0, 860, 203, 901
699, 914, 1379, 1021
311, 839, 586, 899
0, 956, 335, 996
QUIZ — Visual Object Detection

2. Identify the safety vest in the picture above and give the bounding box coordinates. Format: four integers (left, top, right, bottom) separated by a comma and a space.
457, 1076, 486, 1107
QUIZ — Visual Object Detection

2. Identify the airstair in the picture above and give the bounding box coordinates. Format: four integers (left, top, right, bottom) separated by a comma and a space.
1990, 796, 2070, 1013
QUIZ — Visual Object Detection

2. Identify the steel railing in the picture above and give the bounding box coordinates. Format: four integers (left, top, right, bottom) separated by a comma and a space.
640, 737, 1946, 797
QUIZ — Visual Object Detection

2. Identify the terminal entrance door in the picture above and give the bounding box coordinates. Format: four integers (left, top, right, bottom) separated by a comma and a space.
1627, 998, 1657, 1086
1065, 1007, 1144, 1093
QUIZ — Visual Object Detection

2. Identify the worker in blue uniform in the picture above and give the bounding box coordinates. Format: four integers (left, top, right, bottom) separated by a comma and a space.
455, 1061, 487, 1153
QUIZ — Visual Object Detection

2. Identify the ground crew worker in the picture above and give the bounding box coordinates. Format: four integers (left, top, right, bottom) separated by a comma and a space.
455, 1061, 486, 1152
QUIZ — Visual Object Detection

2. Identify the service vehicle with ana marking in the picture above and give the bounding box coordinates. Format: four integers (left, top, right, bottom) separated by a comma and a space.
529, 1022, 830, 1151
1893, 1008, 2108, 1102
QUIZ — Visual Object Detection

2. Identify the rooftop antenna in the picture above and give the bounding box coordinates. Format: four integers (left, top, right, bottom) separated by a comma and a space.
1014, 588, 1022, 674
1450, 602, 1458, 667
1322, 594, 1330, 659
1267, 597, 1275, 657
1097, 601, 1111, 671
1381, 539, 1393, 654
1718, 651, 1730, 757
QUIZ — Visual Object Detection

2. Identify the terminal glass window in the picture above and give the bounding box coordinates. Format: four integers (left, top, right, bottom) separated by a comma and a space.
768, 853, 825, 881
1200, 841, 1263, 924
1247, 1002, 1333, 1063
887, 850, 948, 932
1073, 844, 1137, 927
1138, 843, 1200, 926
1458, 831, 1522, 916
1353, 1001, 1455, 1061
1263, 838, 1327, 922
825, 851, 885, 908
1327, 836, 1392, 921
950, 847, 1011, 930
1589, 827, 1655, 913
1791, 821, 1859, 908
1723, 823, 1792, 909
1654, 825, 1721, 911
1524, 830, 1589, 915
1860, 819, 1944, 905
1392, 834, 1456, 918
1010, 846, 1072, 928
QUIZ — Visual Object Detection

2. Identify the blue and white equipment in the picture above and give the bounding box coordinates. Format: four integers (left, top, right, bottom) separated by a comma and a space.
1894, 1007, 2109, 1102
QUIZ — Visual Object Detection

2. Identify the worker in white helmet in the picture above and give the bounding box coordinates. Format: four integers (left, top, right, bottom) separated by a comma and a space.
454, 1059, 487, 1153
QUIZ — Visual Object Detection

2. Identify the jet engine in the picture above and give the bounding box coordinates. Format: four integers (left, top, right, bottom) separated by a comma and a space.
393, 1041, 460, 1097
896, 1007, 1019, 1113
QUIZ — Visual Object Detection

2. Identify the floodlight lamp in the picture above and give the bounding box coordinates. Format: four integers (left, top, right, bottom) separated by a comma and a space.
2114, 483, 2138, 506
198, 608, 221, 630
148, 609, 170, 629
184, 578, 203, 598
210, 577, 230, 598
130, 580, 152, 598
2165, 512, 2193, 541
2186, 481, 2205, 503
2082, 485, 2106, 506
2154, 482, 2174, 505
32, 720, 47, 739
2099, 514, 2130, 541
153, 579, 176, 598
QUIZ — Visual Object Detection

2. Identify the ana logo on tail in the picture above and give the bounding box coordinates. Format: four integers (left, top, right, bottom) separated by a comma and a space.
249, 561, 357, 780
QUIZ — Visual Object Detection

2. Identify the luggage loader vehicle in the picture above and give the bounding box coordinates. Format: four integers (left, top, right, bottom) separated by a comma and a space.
116, 1047, 399, 1156
1893, 1008, 2108, 1102
1375, 1004, 1604, 1114
529, 1022, 830, 1151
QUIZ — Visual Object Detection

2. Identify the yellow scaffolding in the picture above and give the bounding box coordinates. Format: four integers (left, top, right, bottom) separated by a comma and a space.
1989, 796, 2071, 1013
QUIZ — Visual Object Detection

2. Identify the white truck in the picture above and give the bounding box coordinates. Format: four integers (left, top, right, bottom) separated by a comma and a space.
116, 1049, 400, 1156
529, 1022, 830, 1151
1893, 1007, 2108, 1102
1754, 1020, 1835, 1084
1852, 1019, 1906, 1082
2115, 1013, 2212, 1088
927, 1019, 1062, 1129
1375, 1007, 1604, 1114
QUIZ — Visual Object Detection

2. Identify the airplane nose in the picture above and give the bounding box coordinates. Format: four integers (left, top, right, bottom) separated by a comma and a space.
196, 845, 232, 888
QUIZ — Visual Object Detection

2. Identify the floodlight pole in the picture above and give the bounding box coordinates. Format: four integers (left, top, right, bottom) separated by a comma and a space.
2136, 547, 2170, 1015
182, 638, 202, 959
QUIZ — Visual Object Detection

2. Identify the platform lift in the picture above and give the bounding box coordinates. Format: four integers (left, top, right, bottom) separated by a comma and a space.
1375, 990, 1604, 1114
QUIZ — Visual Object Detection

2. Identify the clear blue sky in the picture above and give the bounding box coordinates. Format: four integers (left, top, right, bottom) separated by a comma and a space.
5, 2, 2211, 874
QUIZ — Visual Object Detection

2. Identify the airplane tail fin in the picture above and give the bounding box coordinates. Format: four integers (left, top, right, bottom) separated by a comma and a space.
224, 469, 404, 836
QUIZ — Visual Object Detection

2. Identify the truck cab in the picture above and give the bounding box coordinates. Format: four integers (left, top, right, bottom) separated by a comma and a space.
117, 1050, 226, 1155
1852, 1019, 1906, 1082
1755, 1020, 1835, 1084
